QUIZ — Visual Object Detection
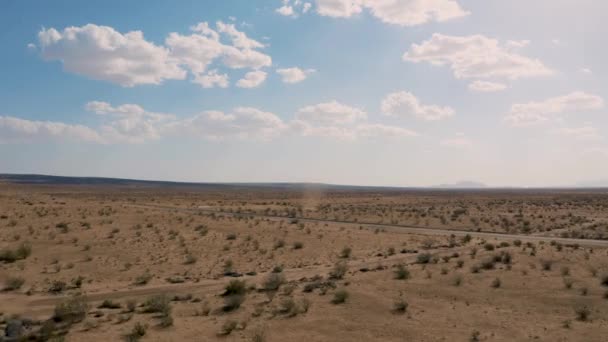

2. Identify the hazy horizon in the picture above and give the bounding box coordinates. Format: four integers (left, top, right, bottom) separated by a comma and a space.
1, 1, 607, 187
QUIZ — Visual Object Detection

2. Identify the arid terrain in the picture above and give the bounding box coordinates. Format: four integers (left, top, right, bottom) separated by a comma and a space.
1, 180, 608, 341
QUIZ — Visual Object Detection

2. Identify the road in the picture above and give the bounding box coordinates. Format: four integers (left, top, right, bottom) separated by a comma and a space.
129, 203, 608, 248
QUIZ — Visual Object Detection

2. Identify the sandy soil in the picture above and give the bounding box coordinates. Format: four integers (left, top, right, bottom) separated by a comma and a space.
1, 184, 607, 341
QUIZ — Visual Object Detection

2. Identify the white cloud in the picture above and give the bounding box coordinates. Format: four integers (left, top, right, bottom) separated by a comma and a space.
37, 22, 271, 89
192, 70, 229, 88
85, 101, 175, 143
292, 100, 416, 139
236, 70, 268, 88
381, 91, 454, 121
276, 67, 315, 83
216, 21, 265, 50
468, 80, 508, 93
176, 107, 286, 141
556, 126, 601, 140
505, 92, 604, 126
314, 0, 469, 26
296, 100, 367, 125
276, 5, 296, 16
37, 24, 186, 87
315, 0, 364, 17
0, 116, 103, 144
404, 33, 553, 80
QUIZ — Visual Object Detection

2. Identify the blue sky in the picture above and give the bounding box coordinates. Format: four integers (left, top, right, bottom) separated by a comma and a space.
1, 0, 607, 186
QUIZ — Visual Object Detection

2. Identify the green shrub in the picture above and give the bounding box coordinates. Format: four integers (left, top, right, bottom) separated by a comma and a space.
54, 295, 88, 324
3, 276, 25, 291
331, 289, 349, 304
329, 261, 348, 280
416, 253, 431, 264
394, 264, 410, 280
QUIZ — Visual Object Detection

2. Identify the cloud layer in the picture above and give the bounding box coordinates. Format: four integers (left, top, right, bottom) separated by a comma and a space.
37, 22, 272, 88
404, 34, 553, 81
505, 92, 604, 126
313, 0, 469, 26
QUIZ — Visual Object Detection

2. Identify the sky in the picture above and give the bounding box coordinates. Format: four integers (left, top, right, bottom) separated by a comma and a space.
0, 0, 607, 187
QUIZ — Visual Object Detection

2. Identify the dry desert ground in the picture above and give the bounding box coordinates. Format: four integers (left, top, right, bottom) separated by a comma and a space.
1, 182, 608, 341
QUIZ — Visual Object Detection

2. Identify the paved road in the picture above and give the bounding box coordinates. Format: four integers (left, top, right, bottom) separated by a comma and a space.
130, 203, 608, 248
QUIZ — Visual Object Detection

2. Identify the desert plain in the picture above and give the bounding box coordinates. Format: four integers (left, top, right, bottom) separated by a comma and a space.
1, 180, 608, 341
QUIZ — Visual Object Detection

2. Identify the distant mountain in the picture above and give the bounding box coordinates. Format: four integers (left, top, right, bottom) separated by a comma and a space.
575, 180, 608, 188
434, 181, 487, 189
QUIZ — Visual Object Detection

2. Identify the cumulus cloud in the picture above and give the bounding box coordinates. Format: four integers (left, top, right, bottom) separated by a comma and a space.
468, 81, 507, 93
276, 0, 313, 17
36, 22, 271, 88
236, 70, 268, 88
404, 33, 553, 80
176, 107, 287, 141
292, 100, 417, 139
0, 116, 103, 144
37, 24, 186, 87
85, 101, 176, 143
505, 92, 604, 126
381, 91, 454, 121
296, 100, 367, 125
314, 0, 468, 26
192, 70, 229, 88
276, 67, 315, 83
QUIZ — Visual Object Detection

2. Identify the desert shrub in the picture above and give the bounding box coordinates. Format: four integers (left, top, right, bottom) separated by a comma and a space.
499, 242, 510, 248
462, 234, 472, 244
603, 290, 608, 299
561, 266, 570, 276
49, 280, 67, 293
513, 239, 522, 247
98, 299, 121, 309
224, 280, 247, 296
159, 313, 173, 327
416, 253, 431, 264
3, 276, 25, 291
394, 264, 410, 280
456, 260, 465, 268
575, 306, 590, 321
540, 259, 553, 271
0, 242, 32, 263
219, 320, 238, 336
490, 277, 501, 288
392, 298, 408, 313
563, 278, 573, 289
387, 247, 395, 256
273, 239, 285, 249
340, 247, 352, 259
251, 328, 266, 342
261, 272, 285, 291
600, 273, 608, 287
133, 272, 152, 286
470, 330, 481, 342
142, 294, 171, 315
293, 241, 304, 250
331, 289, 349, 304
226, 233, 237, 240
329, 261, 348, 280
184, 253, 197, 265
579, 287, 588, 296
480, 257, 496, 270
451, 274, 463, 287
223, 294, 245, 312
54, 295, 88, 324
125, 322, 147, 342
483, 243, 495, 251
126, 300, 137, 313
